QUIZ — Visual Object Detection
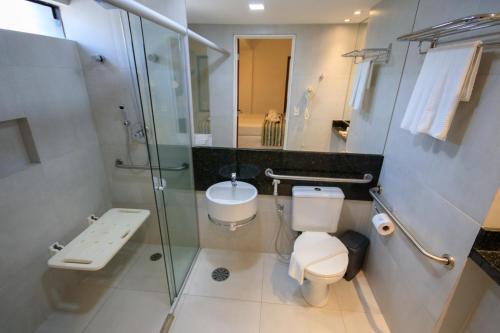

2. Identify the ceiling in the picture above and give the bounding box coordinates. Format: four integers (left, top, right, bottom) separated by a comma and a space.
186, 0, 380, 24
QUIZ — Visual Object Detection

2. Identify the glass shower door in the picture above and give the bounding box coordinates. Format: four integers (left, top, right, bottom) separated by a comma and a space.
127, 14, 199, 300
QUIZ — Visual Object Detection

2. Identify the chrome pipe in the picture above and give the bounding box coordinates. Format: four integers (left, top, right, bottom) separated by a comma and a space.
98, 0, 230, 55
188, 30, 230, 56
98, 0, 186, 35
264, 168, 373, 184
115, 159, 188, 171
369, 187, 455, 268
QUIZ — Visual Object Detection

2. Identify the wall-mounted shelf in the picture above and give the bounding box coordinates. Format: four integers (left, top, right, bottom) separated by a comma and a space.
398, 13, 500, 53
342, 44, 392, 64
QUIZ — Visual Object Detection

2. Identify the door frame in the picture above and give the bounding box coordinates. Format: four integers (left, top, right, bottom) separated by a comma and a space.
232, 34, 296, 149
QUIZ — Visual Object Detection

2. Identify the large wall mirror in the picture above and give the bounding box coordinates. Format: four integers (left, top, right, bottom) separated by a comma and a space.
187, 0, 419, 154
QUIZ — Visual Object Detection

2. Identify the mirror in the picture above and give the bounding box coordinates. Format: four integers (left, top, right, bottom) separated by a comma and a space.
236, 37, 292, 149
187, 0, 419, 154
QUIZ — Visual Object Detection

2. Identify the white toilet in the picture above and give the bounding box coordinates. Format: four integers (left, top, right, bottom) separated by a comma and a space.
290, 186, 349, 307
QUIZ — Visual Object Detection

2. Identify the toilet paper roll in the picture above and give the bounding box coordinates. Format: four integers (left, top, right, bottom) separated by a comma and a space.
372, 213, 395, 236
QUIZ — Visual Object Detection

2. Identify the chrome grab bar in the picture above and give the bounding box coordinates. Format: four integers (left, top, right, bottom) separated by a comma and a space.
115, 159, 189, 171
264, 168, 373, 184
369, 187, 455, 268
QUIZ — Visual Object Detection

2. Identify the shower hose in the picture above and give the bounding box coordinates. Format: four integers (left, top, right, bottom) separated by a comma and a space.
272, 179, 296, 263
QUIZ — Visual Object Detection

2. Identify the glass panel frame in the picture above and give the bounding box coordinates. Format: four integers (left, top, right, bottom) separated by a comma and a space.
126, 13, 200, 301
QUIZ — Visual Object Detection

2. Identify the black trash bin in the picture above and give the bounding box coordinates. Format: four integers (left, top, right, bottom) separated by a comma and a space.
339, 230, 370, 281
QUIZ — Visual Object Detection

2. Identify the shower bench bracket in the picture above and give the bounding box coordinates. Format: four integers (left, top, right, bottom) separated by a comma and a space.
47, 208, 150, 271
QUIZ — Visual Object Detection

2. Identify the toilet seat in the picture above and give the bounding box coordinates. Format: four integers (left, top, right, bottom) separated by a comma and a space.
294, 232, 349, 279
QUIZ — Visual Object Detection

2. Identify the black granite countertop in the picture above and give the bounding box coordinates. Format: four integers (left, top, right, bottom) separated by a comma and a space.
469, 228, 500, 285
191, 147, 383, 200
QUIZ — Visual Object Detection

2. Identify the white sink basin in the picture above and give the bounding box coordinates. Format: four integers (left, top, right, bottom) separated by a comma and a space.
206, 181, 258, 230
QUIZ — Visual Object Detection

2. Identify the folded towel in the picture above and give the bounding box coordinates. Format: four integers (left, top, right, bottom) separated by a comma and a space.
349, 59, 373, 111
265, 109, 281, 123
401, 41, 483, 140
288, 232, 347, 285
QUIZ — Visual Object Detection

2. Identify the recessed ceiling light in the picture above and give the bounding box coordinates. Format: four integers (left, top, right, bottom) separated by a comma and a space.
354, 10, 361, 15
249, 3, 265, 11
344, 18, 351, 22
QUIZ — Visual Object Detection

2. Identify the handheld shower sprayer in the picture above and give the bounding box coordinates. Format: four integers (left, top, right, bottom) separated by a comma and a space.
271, 178, 293, 262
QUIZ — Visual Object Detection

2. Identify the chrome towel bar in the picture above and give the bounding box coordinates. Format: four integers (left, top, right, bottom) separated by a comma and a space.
397, 13, 500, 53
369, 187, 455, 268
115, 159, 189, 171
264, 168, 373, 184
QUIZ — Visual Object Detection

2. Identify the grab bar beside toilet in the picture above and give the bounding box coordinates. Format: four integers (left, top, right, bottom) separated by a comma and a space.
264, 168, 373, 184
369, 187, 455, 268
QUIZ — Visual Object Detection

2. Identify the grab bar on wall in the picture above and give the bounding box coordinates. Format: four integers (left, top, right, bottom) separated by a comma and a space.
115, 159, 189, 171
264, 168, 373, 184
369, 187, 455, 268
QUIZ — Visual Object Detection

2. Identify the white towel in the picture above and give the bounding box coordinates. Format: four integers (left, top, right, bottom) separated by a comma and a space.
288, 232, 347, 285
265, 109, 281, 123
349, 59, 373, 111
401, 41, 483, 140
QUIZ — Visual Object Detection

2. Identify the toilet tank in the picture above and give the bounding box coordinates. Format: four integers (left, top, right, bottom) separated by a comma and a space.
291, 186, 345, 232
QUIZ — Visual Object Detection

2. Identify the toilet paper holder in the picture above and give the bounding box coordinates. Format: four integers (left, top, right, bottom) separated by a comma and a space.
369, 187, 455, 269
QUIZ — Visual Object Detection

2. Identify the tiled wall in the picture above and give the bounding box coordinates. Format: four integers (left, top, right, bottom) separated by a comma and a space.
364, 0, 500, 332
462, 281, 500, 333
192, 147, 382, 252
438, 259, 499, 333
196, 192, 374, 253
57, 0, 190, 244
0, 29, 111, 333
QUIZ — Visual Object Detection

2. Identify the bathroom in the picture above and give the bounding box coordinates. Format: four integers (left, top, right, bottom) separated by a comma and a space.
0, 0, 499, 332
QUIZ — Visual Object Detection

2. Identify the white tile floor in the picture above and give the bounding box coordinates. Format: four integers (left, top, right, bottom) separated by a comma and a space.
35, 243, 170, 333
171, 248, 390, 333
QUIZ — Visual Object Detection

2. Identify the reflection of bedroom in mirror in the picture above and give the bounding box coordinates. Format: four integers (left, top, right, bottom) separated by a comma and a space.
236, 37, 293, 149
189, 39, 211, 146
188, 8, 409, 155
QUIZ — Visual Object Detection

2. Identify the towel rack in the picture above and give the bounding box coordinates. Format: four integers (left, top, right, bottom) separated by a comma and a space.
369, 187, 455, 268
398, 13, 500, 53
342, 44, 392, 64
115, 159, 189, 171
264, 168, 373, 184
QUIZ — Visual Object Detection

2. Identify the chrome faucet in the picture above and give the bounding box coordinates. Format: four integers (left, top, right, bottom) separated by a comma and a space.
231, 172, 237, 187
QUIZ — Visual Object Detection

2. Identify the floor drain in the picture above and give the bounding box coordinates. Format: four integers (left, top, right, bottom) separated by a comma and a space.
150, 253, 162, 261
211, 267, 230, 281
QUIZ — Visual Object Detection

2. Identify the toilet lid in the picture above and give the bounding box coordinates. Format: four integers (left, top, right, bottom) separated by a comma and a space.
306, 253, 349, 277
294, 232, 349, 277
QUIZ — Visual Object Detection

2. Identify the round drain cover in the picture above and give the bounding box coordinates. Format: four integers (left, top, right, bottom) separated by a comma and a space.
211, 267, 230, 281
150, 253, 162, 261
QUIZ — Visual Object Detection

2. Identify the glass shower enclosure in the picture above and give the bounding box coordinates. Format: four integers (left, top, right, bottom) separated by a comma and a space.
124, 13, 199, 303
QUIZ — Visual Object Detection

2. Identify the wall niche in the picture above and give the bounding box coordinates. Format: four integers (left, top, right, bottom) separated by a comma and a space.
0, 117, 40, 178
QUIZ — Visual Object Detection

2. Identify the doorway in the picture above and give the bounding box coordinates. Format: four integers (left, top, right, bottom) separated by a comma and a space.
234, 36, 294, 149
